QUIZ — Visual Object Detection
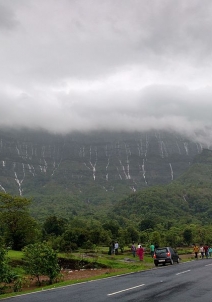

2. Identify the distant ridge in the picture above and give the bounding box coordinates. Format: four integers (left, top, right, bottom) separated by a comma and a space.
0, 128, 208, 219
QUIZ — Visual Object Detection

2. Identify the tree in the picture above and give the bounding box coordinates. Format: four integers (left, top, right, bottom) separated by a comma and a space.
139, 229, 153, 244
126, 226, 139, 243
102, 220, 120, 238
0, 193, 40, 250
139, 219, 156, 232
42, 216, 67, 237
165, 227, 182, 247
183, 228, 193, 245
192, 225, 207, 245
23, 243, 60, 285
61, 228, 79, 251
150, 231, 161, 248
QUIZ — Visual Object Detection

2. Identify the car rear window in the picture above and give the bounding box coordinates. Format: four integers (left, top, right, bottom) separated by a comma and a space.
155, 248, 167, 254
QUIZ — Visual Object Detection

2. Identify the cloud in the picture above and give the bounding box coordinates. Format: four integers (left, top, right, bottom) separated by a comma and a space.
0, 3, 19, 30
0, 0, 212, 144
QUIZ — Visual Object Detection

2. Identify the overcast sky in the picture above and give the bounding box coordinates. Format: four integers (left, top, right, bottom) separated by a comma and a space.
1, 0, 212, 143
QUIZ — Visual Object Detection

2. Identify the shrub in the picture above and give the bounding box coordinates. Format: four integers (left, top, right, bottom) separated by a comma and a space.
23, 243, 60, 285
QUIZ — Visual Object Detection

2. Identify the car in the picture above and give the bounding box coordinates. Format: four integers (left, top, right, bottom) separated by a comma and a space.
153, 246, 180, 266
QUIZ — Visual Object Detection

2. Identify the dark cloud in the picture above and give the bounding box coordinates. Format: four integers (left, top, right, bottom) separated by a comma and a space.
0, 3, 19, 30
0, 0, 212, 144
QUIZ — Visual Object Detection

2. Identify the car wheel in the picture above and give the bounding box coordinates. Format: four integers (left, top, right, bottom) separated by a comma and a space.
155, 263, 158, 267
170, 259, 174, 265
177, 257, 180, 263
163, 262, 166, 266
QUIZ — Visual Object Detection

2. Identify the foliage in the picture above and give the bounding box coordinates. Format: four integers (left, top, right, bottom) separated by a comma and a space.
1, 129, 202, 222
102, 220, 120, 238
42, 216, 68, 238
23, 243, 60, 285
0, 248, 13, 283
150, 231, 161, 247
139, 219, 156, 232
165, 227, 182, 248
0, 247, 19, 294
183, 228, 193, 246
0, 193, 40, 250
2, 147, 212, 257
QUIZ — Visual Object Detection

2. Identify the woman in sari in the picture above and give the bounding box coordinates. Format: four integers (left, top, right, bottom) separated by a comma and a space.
137, 244, 144, 261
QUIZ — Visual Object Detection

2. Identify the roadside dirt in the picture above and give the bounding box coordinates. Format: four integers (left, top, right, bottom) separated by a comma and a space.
21, 268, 120, 292
12, 255, 192, 293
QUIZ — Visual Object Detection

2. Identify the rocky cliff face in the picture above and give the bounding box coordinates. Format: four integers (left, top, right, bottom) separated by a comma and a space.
0, 129, 204, 201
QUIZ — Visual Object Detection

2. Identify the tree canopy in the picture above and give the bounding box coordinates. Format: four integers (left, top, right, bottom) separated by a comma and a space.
0, 193, 40, 250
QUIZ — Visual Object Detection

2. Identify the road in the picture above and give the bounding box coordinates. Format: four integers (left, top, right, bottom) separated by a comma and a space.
3, 259, 212, 302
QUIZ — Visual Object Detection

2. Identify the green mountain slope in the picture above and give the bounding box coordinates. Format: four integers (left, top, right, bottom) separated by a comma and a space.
176, 149, 212, 186
0, 128, 210, 221
111, 149, 212, 225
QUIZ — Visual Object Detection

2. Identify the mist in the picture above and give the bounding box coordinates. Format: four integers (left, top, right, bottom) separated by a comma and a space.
1, 0, 212, 145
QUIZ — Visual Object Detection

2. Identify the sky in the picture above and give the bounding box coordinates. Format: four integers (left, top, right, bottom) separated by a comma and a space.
1, 0, 212, 144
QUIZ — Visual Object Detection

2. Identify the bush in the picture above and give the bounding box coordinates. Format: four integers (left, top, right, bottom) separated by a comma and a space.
0, 248, 17, 294
23, 243, 60, 285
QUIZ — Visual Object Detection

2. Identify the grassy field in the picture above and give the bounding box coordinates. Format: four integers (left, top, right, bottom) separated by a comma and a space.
0, 247, 194, 299
7, 246, 194, 273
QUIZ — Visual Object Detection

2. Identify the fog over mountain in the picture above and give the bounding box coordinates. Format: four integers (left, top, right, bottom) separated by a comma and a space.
1, 0, 212, 145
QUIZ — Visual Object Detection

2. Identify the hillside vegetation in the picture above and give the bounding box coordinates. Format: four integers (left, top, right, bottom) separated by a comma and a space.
112, 148, 212, 226
0, 128, 206, 221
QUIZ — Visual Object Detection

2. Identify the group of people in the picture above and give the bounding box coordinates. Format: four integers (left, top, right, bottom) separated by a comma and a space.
193, 244, 212, 259
108, 241, 119, 255
131, 242, 149, 261
110, 242, 212, 261
109, 241, 158, 261
131, 242, 156, 261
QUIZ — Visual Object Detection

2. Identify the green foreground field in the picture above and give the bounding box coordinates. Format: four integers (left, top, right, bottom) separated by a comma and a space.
0, 247, 195, 299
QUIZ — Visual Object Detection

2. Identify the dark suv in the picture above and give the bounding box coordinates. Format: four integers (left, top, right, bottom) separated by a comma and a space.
153, 247, 180, 266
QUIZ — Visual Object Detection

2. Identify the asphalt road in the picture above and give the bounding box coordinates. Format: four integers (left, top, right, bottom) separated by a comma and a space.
3, 259, 212, 302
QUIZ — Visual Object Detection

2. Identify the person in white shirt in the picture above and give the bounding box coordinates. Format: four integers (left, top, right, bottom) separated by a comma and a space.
114, 242, 119, 255
199, 246, 205, 259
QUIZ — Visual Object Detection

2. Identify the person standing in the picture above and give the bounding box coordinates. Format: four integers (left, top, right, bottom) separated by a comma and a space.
208, 246, 212, 258
193, 244, 199, 259
114, 241, 119, 255
204, 244, 209, 258
199, 245, 205, 259
150, 243, 155, 258
131, 242, 136, 257
137, 244, 144, 261
109, 241, 115, 255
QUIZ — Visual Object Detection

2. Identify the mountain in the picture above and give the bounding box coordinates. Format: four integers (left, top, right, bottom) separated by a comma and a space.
0, 128, 207, 220
111, 148, 212, 225
177, 148, 212, 186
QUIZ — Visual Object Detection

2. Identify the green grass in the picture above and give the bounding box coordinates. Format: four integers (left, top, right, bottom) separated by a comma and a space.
176, 247, 193, 255
8, 250, 23, 260
59, 249, 156, 273
0, 248, 192, 300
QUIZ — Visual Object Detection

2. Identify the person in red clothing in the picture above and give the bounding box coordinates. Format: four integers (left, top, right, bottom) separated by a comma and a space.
204, 244, 209, 258
137, 244, 144, 261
